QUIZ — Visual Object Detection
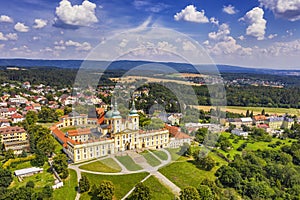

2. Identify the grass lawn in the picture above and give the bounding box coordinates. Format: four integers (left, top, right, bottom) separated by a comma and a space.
115, 155, 142, 171
79, 158, 121, 173
165, 148, 188, 162
80, 172, 149, 200
54, 137, 63, 154
143, 176, 175, 200
140, 151, 161, 167
159, 153, 222, 189
9, 162, 54, 189
150, 150, 168, 160
60, 126, 77, 133
53, 169, 78, 200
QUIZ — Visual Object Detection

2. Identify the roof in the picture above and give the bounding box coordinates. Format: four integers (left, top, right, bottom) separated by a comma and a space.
52, 128, 79, 146
257, 124, 269, 128
241, 117, 253, 122
0, 126, 25, 135
67, 128, 91, 136
165, 124, 190, 139
11, 113, 24, 119
14, 167, 43, 176
253, 115, 266, 121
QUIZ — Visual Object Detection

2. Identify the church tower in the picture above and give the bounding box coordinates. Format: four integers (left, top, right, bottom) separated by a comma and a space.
112, 101, 122, 133
128, 101, 139, 130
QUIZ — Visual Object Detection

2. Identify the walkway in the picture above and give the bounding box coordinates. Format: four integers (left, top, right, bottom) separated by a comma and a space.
69, 148, 181, 199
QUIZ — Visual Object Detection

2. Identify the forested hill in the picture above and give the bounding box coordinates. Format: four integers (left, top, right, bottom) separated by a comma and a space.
0, 59, 300, 76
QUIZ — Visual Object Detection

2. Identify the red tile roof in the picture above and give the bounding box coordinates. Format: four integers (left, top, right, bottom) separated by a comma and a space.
68, 128, 91, 136
0, 126, 25, 135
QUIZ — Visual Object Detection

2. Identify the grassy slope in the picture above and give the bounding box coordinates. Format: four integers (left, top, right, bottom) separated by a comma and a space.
115, 155, 142, 171
80, 172, 149, 200
150, 150, 168, 160
79, 158, 121, 173
140, 151, 161, 167
142, 176, 174, 200
53, 169, 77, 200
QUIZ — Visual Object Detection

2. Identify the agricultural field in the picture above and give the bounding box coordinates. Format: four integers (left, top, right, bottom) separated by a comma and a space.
194, 105, 300, 116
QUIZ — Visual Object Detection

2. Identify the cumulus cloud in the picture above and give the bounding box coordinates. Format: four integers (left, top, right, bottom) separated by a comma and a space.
0, 32, 7, 41
268, 34, 278, 39
14, 22, 30, 32
0, 32, 18, 41
241, 7, 266, 40
210, 17, 219, 26
174, 5, 209, 23
206, 23, 252, 56
259, 0, 300, 21
33, 19, 47, 29
6, 33, 18, 40
223, 5, 237, 15
0, 15, 13, 23
261, 39, 300, 56
65, 40, 92, 51
54, 0, 98, 29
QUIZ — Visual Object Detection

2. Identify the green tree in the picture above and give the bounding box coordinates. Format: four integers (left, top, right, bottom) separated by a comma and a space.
38, 106, 58, 122
42, 185, 53, 198
52, 154, 69, 179
4, 149, 15, 160
246, 109, 250, 117
36, 134, 56, 157
215, 165, 242, 189
179, 143, 192, 157
31, 149, 47, 167
179, 186, 200, 200
97, 180, 115, 200
0, 168, 13, 188
261, 109, 265, 115
79, 175, 90, 193
25, 110, 37, 125
26, 181, 35, 188
128, 182, 151, 200
197, 185, 214, 200
193, 153, 216, 171
195, 128, 208, 143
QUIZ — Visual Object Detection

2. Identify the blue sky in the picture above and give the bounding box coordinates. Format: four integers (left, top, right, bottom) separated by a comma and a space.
1, 0, 300, 69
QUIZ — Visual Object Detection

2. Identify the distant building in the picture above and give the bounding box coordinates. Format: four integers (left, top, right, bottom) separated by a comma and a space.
165, 124, 191, 148
14, 167, 43, 178
0, 126, 29, 154
253, 115, 267, 124
11, 113, 25, 123
60, 111, 88, 127
240, 117, 253, 126
231, 129, 248, 137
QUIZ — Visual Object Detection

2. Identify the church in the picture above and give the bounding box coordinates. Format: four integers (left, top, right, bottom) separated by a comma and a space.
52, 102, 170, 163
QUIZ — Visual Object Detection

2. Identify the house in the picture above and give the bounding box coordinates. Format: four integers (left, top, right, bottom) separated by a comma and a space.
266, 116, 284, 129
11, 113, 25, 123
32, 103, 41, 111
253, 115, 267, 124
0, 118, 10, 127
257, 124, 271, 133
228, 118, 242, 128
240, 117, 253, 126
22, 81, 31, 89
0, 107, 17, 118
231, 129, 248, 137
282, 117, 294, 129
0, 126, 29, 154
165, 124, 191, 148
14, 167, 43, 178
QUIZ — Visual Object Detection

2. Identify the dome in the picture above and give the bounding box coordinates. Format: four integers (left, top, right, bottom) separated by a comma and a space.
129, 101, 138, 116
112, 102, 121, 118
105, 110, 113, 118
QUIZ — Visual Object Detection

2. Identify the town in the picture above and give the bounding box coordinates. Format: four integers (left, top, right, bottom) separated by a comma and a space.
1, 78, 300, 200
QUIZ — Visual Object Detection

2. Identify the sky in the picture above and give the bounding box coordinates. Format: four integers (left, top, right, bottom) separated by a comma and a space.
1, 0, 300, 69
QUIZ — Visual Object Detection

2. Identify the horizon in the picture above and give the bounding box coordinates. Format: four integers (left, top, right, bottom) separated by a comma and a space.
0, 0, 300, 69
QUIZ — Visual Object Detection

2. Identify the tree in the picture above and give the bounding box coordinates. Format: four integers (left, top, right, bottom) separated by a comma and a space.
261, 109, 265, 115
26, 181, 35, 188
129, 182, 151, 200
250, 110, 253, 118
52, 154, 69, 179
195, 128, 208, 143
42, 185, 53, 198
38, 106, 58, 122
25, 111, 37, 125
197, 185, 214, 200
179, 143, 191, 157
0, 168, 13, 188
179, 186, 200, 200
20, 150, 27, 158
97, 180, 114, 200
4, 149, 15, 160
36, 134, 56, 157
79, 175, 90, 193
246, 110, 250, 117
215, 166, 242, 189
193, 153, 216, 171
31, 149, 47, 167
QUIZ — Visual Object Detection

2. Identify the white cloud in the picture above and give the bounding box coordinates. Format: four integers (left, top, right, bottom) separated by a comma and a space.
0, 32, 7, 41
54, 46, 66, 50
210, 17, 219, 26
0, 32, 18, 41
33, 36, 40, 41
208, 23, 230, 41
0, 44, 5, 49
14, 22, 30, 32
55, 0, 98, 28
241, 7, 266, 40
119, 39, 128, 48
262, 39, 300, 56
65, 40, 92, 51
268, 34, 278, 39
0, 15, 13, 23
33, 19, 47, 29
174, 5, 209, 23
182, 40, 196, 51
223, 5, 237, 15
5, 33, 18, 40
259, 0, 300, 21
238, 35, 245, 41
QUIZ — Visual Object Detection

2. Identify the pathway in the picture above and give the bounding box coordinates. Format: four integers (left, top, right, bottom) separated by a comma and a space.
68, 148, 181, 199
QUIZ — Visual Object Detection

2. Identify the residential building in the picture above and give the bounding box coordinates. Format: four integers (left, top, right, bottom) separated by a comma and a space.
0, 126, 29, 154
